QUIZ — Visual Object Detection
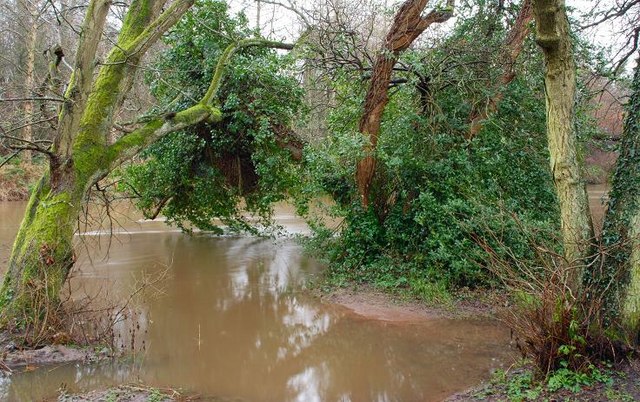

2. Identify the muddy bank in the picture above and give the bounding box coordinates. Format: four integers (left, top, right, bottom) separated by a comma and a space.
0, 286, 510, 401
0, 162, 44, 202
57, 384, 257, 401
57, 385, 213, 402
319, 284, 506, 322
2, 345, 98, 369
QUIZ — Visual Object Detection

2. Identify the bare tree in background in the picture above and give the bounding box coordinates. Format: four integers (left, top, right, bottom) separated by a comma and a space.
0, 0, 90, 163
581, 0, 640, 74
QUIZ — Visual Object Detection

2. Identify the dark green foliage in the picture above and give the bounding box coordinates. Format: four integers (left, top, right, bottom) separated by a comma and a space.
301, 5, 560, 291
304, 72, 559, 289
123, 0, 304, 232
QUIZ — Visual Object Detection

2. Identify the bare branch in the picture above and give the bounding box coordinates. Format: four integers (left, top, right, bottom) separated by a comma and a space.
0, 97, 65, 102
0, 117, 57, 137
0, 151, 21, 169
259, 0, 310, 27
579, 0, 640, 30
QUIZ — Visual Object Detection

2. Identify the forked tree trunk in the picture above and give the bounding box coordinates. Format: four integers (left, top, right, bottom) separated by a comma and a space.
0, 0, 290, 326
356, 0, 454, 210
600, 61, 640, 337
532, 0, 594, 285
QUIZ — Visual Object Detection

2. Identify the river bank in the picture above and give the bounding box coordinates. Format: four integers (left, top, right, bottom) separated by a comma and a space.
0, 182, 618, 401
0, 201, 510, 401
0, 161, 44, 202
0, 280, 511, 400
2, 271, 637, 402
5, 278, 639, 402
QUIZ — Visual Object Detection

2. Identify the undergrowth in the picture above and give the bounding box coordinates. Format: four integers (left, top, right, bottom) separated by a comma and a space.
0, 158, 45, 201
468, 357, 640, 402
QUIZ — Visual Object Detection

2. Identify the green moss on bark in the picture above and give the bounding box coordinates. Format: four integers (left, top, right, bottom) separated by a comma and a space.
0, 173, 79, 325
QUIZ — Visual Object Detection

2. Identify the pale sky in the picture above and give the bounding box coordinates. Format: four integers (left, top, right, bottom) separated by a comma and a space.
228, 0, 631, 71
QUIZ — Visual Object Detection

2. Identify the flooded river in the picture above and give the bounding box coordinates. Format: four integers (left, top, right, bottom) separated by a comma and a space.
0, 202, 511, 401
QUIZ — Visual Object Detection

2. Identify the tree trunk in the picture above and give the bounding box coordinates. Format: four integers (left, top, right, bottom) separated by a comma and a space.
21, 0, 39, 163
0, 171, 82, 324
0, 0, 196, 326
532, 0, 593, 284
0, 6, 292, 330
600, 60, 640, 338
356, 0, 454, 210
466, 0, 533, 140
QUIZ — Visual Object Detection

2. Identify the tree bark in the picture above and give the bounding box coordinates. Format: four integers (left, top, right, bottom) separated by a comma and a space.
356, 0, 454, 210
600, 60, 640, 337
532, 0, 594, 284
466, 0, 533, 140
0, 0, 295, 327
0, 0, 201, 324
21, 0, 39, 163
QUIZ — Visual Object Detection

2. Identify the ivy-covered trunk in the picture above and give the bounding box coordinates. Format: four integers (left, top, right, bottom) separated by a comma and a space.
600, 62, 640, 338
532, 0, 594, 285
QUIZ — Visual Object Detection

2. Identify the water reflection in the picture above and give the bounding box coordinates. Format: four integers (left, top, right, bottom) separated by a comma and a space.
0, 203, 511, 401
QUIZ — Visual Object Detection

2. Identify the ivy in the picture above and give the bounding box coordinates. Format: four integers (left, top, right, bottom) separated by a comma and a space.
122, 0, 304, 233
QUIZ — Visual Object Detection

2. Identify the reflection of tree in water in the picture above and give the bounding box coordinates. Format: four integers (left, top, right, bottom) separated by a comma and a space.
141, 237, 508, 401
3, 236, 509, 401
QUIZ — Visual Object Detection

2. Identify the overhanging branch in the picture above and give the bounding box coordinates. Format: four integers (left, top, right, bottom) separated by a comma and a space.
108, 36, 295, 169
202, 39, 295, 105
125, 0, 196, 57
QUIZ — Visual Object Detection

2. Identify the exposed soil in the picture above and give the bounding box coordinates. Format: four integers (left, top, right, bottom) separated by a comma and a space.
58, 386, 173, 402
56, 385, 232, 401
320, 285, 640, 402
0, 329, 110, 376
2, 344, 96, 369
318, 284, 506, 322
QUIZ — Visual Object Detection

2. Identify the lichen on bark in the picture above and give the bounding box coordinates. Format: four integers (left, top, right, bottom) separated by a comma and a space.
532, 0, 593, 285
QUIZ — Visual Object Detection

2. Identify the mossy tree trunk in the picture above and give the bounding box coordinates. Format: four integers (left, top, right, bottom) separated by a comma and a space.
0, 0, 288, 326
356, 0, 454, 213
600, 61, 640, 338
532, 0, 594, 286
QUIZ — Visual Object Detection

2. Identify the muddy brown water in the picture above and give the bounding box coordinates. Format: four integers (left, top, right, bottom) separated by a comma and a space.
0, 201, 513, 401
